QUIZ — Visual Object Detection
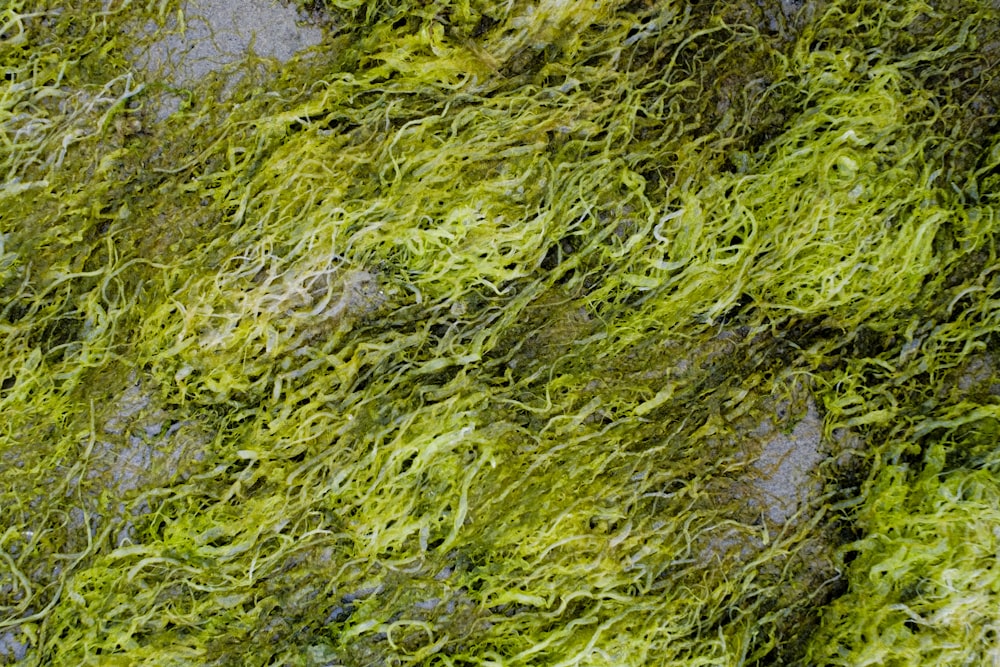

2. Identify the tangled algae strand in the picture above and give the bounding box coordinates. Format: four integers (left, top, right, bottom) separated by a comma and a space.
2, 0, 1000, 664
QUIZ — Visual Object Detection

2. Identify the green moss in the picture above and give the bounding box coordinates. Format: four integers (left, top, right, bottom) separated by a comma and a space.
2, 0, 1000, 664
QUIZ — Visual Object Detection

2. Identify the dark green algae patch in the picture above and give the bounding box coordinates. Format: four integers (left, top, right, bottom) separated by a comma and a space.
3, 0, 1000, 664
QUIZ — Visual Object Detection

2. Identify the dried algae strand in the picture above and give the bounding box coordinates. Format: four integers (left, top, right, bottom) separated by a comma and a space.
2, 0, 1000, 665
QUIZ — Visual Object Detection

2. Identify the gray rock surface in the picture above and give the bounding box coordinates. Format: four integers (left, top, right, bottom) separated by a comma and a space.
131, 0, 323, 117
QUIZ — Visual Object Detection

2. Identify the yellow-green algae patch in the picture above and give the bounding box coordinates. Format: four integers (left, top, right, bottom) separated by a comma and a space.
2, 0, 1000, 664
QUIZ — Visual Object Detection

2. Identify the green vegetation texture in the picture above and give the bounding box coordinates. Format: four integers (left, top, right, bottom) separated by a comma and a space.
2, 0, 1000, 664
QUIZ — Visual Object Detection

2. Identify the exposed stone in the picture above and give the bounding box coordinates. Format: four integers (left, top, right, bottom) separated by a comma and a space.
131, 0, 324, 118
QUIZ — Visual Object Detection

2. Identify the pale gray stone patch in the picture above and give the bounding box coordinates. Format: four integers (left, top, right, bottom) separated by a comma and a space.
696, 387, 828, 566
0, 628, 27, 663
102, 379, 151, 435
90, 422, 208, 497
957, 353, 996, 392
85, 374, 210, 512
136, 0, 323, 85
749, 399, 825, 524
132, 0, 324, 118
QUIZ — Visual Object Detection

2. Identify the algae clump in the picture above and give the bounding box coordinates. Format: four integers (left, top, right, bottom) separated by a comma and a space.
2, 0, 1000, 665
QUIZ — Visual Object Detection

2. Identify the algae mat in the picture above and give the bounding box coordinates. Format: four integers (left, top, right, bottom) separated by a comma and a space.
2, 0, 1000, 664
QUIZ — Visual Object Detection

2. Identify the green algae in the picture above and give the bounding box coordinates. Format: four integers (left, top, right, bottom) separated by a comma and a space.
2, 0, 1000, 664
